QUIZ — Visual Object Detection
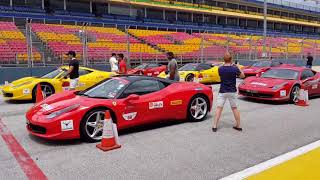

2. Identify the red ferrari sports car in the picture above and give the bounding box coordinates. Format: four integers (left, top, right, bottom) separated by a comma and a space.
239, 66, 320, 102
26, 75, 213, 142
242, 61, 283, 77
127, 63, 166, 77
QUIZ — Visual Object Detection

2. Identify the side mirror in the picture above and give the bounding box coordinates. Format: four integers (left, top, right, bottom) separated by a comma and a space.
124, 94, 139, 103
302, 77, 312, 83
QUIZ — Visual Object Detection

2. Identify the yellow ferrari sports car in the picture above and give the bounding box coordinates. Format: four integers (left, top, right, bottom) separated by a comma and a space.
1, 66, 116, 101
158, 63, 221, 83
158, 62, 245, 83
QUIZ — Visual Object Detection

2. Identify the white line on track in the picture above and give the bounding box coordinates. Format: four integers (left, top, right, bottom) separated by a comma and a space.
220, 140, 320, 180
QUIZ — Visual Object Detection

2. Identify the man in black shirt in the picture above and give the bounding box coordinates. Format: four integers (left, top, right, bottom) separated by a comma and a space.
65, 51, 79, 90
306, 53, 313, 69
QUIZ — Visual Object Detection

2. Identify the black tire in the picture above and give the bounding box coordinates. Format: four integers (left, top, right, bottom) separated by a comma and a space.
289, 85, 300, 103
185, 74, 195, 82
80, 108, 110, 143
187, 95, 209, 122
31, 83, 55, 102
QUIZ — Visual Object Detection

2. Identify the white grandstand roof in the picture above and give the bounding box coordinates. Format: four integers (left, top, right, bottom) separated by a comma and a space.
255, 0, 320, 12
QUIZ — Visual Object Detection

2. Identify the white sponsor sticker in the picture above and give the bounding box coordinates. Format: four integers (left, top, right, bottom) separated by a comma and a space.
23, 88, 30, 95
149, 101, 163, 109
251, 82, 267, 86
122, 112, 137, 121
154, 71, 159, 75
78, 82, 86, 87
280, 90, 286, 97
312, 84, 318, 89
61, 120, 74, 131
147, 73, 152, 76
41, 104, 53, 111
102, 118, 114, 138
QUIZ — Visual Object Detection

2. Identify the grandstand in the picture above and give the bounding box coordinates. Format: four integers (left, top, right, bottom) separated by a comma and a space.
0, 0, 319, 66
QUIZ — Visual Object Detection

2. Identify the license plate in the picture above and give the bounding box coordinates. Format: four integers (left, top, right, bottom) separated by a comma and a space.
246, 90, 258, 93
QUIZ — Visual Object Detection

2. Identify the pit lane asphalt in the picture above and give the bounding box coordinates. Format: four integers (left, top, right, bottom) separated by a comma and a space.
0, 81, 319, 180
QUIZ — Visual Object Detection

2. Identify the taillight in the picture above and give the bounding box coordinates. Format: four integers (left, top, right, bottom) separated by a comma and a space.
198, 73, 203, 78
62, 82, 70, 87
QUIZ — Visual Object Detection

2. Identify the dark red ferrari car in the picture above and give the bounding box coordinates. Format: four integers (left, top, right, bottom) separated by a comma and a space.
242, 61, 283, 77
26, 76, 213, 142
239, 66, 320, 102
127, 63, 166, 77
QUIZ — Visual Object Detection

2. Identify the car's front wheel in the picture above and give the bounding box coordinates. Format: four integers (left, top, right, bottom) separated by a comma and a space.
187, 95, 209, 122
289, 85, 300, 103
80, 108, 109, 142
32, 83, 55, 102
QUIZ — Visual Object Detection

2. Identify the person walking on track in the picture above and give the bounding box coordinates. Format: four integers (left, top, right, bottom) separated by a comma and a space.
212, 53, 245, 132
166, 52, 180, 81
65, 51, 79, 90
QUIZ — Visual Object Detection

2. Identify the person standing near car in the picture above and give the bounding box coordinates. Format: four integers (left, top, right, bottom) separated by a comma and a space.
117, 53, 127, 74
166, 52, 180, 81
306, 52, 313, 69
109, 53, 118, 72
212, 53, 245, 132
65, 51, 79, 90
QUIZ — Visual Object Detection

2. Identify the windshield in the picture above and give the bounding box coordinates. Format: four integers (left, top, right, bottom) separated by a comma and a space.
41, 68, 67, 79
261, 69, 299, 80
135, 64, 147, 69
82, 78, 129, 99
179, 64, 198, 71
252, 61, 271, 67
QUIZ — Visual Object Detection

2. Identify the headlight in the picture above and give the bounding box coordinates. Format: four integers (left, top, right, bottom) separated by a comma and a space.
12, 81, 33, 89
46, 104, 80, 119
272, 82, 288, 90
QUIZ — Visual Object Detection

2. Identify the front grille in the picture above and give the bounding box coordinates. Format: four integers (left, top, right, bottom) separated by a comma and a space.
239, 90, 273, 98
27, 123, 46, 134
2, 91, 13, 97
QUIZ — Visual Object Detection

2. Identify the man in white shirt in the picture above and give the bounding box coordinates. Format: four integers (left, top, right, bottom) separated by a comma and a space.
109, 53, 118, 72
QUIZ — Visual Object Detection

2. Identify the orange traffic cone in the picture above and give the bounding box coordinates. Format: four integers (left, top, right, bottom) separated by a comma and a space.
35, 84, 44, 103
295, 85, 309, 107
96, 110, 121, 151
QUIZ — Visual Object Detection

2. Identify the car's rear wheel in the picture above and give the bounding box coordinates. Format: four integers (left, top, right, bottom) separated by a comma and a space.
289, 85, 300, 103
187, 95, 209, 122
185, 74, 194, 82
32, 83, 55, 102
80, 108, 110, 142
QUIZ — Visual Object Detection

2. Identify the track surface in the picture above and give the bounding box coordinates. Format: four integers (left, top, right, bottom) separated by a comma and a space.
0, 82, 319, 180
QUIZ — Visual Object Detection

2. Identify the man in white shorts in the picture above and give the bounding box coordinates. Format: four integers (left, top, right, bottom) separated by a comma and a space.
65, 51, 79, 90
212, 53, 245, 132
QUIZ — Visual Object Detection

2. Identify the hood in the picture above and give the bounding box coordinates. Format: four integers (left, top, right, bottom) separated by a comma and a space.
29, 91, 113, 116
243, 77, 290, 88
10, 77, 37, 86
243, 66, 262, 72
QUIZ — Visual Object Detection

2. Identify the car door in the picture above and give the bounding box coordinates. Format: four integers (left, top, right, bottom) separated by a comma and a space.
301, 69, 318, 95
117, 79, 168, 127
78, 69, 95, 90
